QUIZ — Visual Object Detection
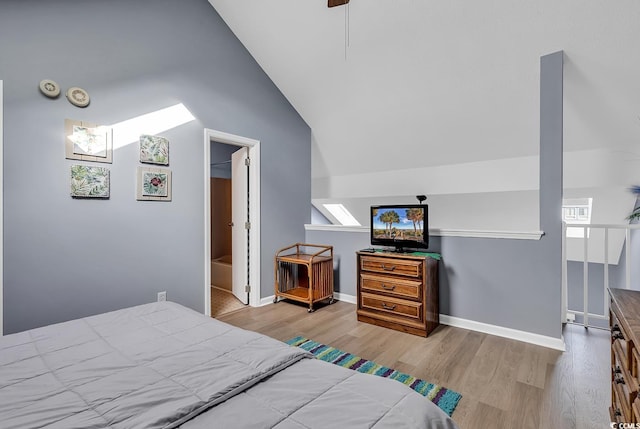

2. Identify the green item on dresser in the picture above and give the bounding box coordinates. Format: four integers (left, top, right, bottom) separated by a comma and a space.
373, 249, 441, 260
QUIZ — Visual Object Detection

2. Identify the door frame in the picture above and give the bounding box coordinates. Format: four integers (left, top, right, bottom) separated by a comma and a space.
203, 128, 260, 316
0, 80, 4, 335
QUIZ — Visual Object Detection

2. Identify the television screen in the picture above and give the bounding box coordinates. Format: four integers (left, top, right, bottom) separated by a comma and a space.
370, 204, 428, 251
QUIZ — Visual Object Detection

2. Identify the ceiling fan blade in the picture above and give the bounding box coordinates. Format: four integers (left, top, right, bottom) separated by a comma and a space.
328, 0, 349, 7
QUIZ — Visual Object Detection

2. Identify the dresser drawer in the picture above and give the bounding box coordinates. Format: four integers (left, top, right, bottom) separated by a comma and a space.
609, 289, 640, 425
356, 252, 439, 337
360, 273, 422, 300
611, 309, 633, 372
613, 350, 638, 413
634, 348, 640, 388
633, 398, 640, 424
613, 375, 634, 422
360, 256, 422, 278
360, 292, 423, 322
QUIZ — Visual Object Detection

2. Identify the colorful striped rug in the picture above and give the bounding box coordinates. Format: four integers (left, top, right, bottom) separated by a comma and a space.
286, 336, 462, 417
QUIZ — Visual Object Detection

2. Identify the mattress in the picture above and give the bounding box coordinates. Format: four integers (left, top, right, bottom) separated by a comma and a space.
0, 301, 458, 429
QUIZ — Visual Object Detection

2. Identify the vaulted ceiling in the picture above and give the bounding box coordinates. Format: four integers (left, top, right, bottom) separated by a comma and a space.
209, 0, 640, 233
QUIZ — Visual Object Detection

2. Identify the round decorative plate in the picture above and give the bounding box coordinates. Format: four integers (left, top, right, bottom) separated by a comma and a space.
39, 79, 60, 98
66, 87, 90, 107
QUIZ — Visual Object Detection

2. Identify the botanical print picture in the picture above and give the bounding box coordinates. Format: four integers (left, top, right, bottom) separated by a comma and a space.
137, 167, 172, 201
142, 171, 168, 197
71, 125, 108, 157
70, 164, 110, 198
139, 134, 169, 165
65, 119, 113, 163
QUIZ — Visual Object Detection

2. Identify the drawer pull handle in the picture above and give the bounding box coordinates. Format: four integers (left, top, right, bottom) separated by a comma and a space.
615, 376, 625, 385
612, 333, 624, 340
381, 284, 396, 291
381, 264, 396, 271
381, 303, 397, 311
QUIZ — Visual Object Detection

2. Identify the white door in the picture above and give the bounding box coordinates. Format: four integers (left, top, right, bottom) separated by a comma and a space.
231, 147, 249, 304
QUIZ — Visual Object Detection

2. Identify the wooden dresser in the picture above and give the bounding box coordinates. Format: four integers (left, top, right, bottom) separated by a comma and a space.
356, 251, 439, 337
609, 288, 640, 424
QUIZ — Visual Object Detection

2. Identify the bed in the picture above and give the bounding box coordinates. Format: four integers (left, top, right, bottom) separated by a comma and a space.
0, 301, 459, 429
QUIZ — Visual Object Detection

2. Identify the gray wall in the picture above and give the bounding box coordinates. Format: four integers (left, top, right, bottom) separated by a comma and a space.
209, 142, 238, 179
304, 230, 368, 297
305, 230, 563, 338
311, 205, 331, 225
306, 52, 565, 339
1, 0, 310, 334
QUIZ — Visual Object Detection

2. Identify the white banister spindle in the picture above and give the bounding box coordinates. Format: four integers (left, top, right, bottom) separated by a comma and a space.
583, 226, 589, 327
604, 227, 609, 317
626, 228, 631, 289
561, 222, 568, 323
564, 223, 638, 328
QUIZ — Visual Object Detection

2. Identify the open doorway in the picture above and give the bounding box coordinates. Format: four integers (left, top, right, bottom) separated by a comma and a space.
203, 129, 260, 318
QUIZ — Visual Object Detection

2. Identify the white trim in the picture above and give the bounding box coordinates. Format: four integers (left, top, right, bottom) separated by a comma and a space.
439, 314, 566, 351
565, 223, 640, 230
334, 292, 357, 304
304, 224, 544, 240
305, 224, 368, 233
203, 133, 211, 317
0, 81, 3, 336
204, 129, 261, 316
567, 310, 607, 320
260, 295, 275, 307
431, 228, 544, 240
336, 291, 565, 349
561, 222, 568, 325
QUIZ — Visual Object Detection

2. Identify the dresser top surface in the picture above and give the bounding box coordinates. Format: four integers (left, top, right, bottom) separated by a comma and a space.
357, 251, 441, 261
609, 288, 640, 343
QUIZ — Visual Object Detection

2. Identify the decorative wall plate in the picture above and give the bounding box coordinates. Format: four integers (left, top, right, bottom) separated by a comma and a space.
66, 87, 90, 107
39, 79, 60, 98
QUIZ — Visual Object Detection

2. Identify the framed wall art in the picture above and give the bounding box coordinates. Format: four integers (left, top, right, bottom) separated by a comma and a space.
136, 167, 172, 201
139, 134, 169, 165
65, 119, 113, 163
70, 164, 110, 198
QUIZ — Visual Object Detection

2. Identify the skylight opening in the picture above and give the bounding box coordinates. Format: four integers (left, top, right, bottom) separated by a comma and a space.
323, 204, 361, 226
563, 198, 592, 238
109, 103, 196, 150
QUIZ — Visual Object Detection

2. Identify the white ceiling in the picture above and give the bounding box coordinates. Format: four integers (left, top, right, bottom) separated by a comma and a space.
209, 0, 640, 229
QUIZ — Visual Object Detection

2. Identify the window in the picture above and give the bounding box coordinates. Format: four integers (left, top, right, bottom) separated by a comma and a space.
562, 198, 592, 238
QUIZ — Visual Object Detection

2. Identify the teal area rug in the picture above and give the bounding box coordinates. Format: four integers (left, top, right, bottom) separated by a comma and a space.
286, 336, 461, 416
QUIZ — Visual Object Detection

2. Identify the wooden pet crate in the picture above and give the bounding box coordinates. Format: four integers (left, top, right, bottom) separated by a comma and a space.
274, 243, 334, 312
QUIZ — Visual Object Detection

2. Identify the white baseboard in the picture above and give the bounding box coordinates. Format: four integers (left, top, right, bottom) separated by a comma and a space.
333, 292, 357, 304
259, 293, 564, 350
333, 294, 564, 350
259, 295, 275, 306
439, 314, 566, 351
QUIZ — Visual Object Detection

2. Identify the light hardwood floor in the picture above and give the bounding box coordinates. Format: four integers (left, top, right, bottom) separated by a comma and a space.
218, 300, 610, 429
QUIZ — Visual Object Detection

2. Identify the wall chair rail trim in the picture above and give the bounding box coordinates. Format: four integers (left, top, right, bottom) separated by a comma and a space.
304, 224, 544, 240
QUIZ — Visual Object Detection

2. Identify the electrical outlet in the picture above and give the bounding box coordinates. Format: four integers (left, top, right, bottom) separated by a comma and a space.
157, 291, 167, 302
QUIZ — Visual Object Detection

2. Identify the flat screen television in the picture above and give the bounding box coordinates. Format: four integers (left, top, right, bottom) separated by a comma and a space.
370, 204, 428, 252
